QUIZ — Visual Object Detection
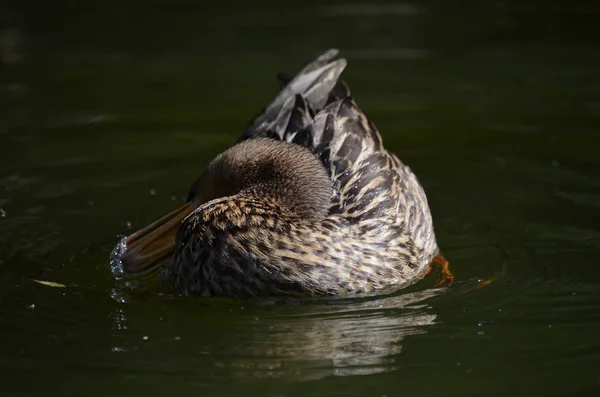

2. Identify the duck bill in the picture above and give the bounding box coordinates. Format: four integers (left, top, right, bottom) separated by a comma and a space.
121, 202, 194, 277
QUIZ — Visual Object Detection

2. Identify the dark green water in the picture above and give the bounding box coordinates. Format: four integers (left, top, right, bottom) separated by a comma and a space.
2, 1, 600, 396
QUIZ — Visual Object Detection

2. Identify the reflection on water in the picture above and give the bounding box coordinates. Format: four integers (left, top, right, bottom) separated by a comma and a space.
217, 289, 442, 380
107, 287, 444, 382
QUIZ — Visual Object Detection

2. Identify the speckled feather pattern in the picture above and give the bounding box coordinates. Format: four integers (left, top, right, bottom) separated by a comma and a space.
167, 49, 439, 297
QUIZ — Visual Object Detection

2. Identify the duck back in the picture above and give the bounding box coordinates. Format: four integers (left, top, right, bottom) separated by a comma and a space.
238, 49, 438, 260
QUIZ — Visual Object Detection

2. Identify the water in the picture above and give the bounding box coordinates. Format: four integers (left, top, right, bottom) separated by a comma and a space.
1, 1, 600, 396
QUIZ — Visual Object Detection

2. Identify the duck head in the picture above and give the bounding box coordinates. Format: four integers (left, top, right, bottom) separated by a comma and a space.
119, 138, 332, 277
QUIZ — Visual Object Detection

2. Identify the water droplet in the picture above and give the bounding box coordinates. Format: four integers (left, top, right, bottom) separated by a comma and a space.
477, 330, 484, 335
126, 221, 132, 229
111, 346, 127, 353
142, 336, 149, 340
0, 208, 6, 218
174, 336, 181, 341
170, 195, 177, 201
110, 288, 127, 304
110, 308, 128, 331
88, 200, 94, 206
27, 303, 35, 310
149, 189, 157, 195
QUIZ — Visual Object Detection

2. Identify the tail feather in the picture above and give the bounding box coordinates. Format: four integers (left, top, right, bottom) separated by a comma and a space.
239, 49, 346, 142
284, 95, 313, 139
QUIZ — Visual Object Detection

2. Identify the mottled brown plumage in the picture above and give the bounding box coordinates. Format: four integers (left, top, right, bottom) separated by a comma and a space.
117, 49, 450, 298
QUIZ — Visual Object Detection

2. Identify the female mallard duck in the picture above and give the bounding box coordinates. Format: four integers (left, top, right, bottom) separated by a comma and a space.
117, 49, 453, 297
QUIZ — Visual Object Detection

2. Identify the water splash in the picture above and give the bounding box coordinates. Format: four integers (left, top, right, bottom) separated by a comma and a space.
109, 235, 127, 280
110, 287, 128, 304
109, 235, 139, 303
110, 308, 129, 331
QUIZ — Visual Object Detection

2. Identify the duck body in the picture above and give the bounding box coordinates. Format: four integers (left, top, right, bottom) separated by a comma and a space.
120, 49, 442, 298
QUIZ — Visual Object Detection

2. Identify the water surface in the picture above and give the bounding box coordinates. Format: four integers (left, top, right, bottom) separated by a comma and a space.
1, 1, 600, 396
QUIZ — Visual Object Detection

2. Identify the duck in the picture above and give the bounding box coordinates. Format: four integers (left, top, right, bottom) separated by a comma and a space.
117, 48, 453, 298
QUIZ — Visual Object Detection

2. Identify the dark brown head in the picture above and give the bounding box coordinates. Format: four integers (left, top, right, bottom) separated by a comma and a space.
120, 138, 333, 276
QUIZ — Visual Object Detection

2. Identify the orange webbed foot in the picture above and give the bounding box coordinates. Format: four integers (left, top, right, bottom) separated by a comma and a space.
430, 254, 454, 288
